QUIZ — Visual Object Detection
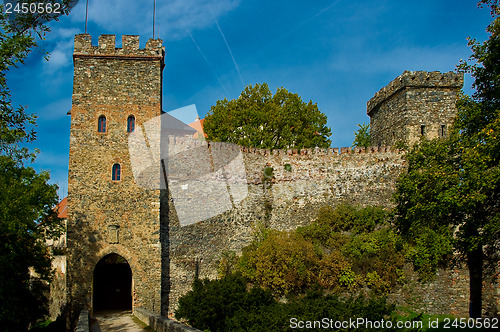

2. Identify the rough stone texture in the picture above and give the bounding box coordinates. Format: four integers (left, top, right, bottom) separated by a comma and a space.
388, 264, 470, 316
368, 71, 463, 146
63, 35, 500, 326
166, 146, 406, 316
66, 34, 166, 323
75, 310, 89, 332
134, 307, 201, 332
49, 256, 66, 321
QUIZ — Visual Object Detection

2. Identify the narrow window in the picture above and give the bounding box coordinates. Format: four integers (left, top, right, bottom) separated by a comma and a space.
98, 115, 106, 133
112, 164, 121, 181
440, 124, 446, 137
420, 125, 425, 136
127, 115, 135, 133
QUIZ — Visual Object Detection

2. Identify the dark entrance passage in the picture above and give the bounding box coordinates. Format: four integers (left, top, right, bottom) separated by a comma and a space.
93, 254, 132, 312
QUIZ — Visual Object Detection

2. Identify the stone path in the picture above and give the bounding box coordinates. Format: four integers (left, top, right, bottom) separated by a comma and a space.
90, 311, 149, 332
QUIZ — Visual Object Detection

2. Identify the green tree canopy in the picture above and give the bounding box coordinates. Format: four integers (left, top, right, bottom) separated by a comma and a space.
1, 1, 74, 161
203, 83, 332, 149
0, 2, 73, 330
0, 156, 60, 331
352, 123, 370, 148
394, 5, 500, 317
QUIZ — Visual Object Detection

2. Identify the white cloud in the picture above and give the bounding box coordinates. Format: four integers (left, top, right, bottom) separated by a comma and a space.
69, 0, 240, 40
42, 38, 74, 73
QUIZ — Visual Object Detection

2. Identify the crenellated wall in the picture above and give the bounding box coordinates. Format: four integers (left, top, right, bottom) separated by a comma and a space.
166, 144, 407, 314
67, 34, 166, 324
62, 34, 499, 327
368, 71, 463, 147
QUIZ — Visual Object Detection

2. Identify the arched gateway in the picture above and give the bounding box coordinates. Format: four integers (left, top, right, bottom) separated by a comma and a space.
66, 34, 166, 320
93, 254, 132, 312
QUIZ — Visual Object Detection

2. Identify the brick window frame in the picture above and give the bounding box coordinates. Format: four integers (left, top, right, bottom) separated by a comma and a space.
98, 115, 107, 133
112, 163, 121, 181
127, 115, 135, 133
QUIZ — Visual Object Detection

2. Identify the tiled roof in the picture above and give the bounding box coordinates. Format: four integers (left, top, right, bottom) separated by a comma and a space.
188, 118, 207, 138
56, 197, 67, 219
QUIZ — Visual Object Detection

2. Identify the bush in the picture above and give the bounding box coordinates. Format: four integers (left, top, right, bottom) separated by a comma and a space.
237, 230, 318, 296
175, 273, 275, 332
176, 274, 406, 332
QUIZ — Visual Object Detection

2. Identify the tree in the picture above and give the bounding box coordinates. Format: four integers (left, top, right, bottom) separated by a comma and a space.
203, 83, 332, 149
352, 123, 370, 148
0, 157, 60, 331
394, 5, 500, 317
0, 2, 74, 330
1, 0, 74, 160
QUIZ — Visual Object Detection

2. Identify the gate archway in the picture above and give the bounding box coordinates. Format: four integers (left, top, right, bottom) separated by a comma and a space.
93, 253, 132, 312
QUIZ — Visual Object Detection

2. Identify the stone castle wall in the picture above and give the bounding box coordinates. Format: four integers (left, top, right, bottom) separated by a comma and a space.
166, 143, 499, 318
167, 145, 407, 315
63, 34, 499, 324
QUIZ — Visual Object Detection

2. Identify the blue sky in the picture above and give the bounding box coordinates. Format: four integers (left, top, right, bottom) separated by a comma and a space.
5, 0, 494, 198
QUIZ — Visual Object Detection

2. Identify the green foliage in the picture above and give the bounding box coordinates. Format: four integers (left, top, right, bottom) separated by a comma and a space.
175, 273, 275, 332
237, 230, 319, 296
262, 166, 274, 180
0, 1, 73, 161
0, 156, 61, 331
203, 83, 332, 149
176, 273, 403, 332
301, 204, 388, 238
352, 123, 371, 148
395, 5, 500, 316
217, 251, 239, 279
404, 228, 453, 281
29, 316, 66, 332
0, 3, 73, 330
237, 204, 404, 297
342, 229, 406, 294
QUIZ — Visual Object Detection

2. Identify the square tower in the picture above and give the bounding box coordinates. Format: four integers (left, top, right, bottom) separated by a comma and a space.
66, 34, 166, 320
367, 71, 464, 147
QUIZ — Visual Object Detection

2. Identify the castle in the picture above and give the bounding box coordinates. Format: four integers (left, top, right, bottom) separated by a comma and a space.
51, 33, 498, 324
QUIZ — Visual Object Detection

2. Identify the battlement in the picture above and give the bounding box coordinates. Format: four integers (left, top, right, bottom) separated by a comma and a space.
73, 34, 164, 59
367, 71, 463, 115
239, 145, 398, 156
165, 135, 399, 157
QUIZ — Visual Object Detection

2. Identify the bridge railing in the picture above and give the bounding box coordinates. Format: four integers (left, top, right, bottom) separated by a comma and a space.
74, 310, 89, 332
134, 307, 201, 332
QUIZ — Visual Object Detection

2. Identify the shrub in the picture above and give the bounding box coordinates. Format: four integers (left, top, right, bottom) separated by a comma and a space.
237, 230, 319, 296
176, 274, 403, 332
175, 273, 275, 332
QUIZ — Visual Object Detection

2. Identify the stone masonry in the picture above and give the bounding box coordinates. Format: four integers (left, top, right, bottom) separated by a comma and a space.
63, 33, 499, 325
66, 34, 167, 322
368, 70, 464, 146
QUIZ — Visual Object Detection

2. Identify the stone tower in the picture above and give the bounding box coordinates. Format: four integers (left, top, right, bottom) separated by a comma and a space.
66, 34, 166, 319
367, 71, 464, 147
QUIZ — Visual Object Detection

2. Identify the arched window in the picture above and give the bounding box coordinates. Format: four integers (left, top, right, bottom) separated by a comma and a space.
127, 115, 135, 133
98, 115, 106, 133
112, 164, 121, 181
